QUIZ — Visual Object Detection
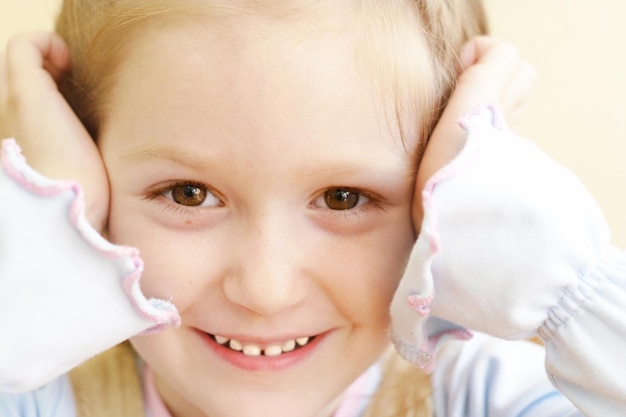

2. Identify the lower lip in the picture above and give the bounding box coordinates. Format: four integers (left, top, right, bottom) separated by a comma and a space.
196, 330, 325, 372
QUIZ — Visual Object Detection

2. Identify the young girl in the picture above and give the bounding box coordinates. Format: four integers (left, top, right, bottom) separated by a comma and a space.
1, 1, 625, 416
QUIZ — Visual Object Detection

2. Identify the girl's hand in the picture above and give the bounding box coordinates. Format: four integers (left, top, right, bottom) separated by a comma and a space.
0, 32, 108, 231
391, 37, 612, 367
413, 36, 536, 226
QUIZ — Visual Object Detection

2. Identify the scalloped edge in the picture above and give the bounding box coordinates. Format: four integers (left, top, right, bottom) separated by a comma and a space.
394, 103, 501, 370
0, 138, 181, 331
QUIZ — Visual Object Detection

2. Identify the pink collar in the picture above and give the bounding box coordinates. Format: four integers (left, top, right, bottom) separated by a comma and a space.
143, 364, 381, 417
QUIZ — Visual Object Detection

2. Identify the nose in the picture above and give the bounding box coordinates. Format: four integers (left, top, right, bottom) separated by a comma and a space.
223, 211, 308, 316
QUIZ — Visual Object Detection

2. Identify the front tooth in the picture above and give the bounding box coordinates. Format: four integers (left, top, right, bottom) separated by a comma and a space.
229, 339, 243, 351
243, 344, 261, 356
264, 344, 283, 357
296, 337, 309, 346
215, 335, 229, 345
282, 339, 296, 352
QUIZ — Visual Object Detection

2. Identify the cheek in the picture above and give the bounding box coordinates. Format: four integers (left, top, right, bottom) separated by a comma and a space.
107, 189, 415, 322
320, 222, 414, 322
107, 201, 224, 305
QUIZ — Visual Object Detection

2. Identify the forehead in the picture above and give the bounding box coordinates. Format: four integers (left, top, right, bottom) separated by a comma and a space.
99, 23, 418, 193
105, 18, 421, 152
100, 2, 431, 143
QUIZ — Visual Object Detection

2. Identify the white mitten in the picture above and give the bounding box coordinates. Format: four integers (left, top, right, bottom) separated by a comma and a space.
390, 104, 611, 370
0, 139, 180, 393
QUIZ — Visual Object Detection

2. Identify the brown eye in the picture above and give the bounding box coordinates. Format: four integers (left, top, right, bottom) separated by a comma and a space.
324, 188, 360, 210
170, 184, 209, 207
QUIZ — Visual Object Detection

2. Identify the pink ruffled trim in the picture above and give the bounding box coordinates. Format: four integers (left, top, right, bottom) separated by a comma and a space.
395, 103, 501, 370
0, 138, 181, 331
422, 101, 500, 209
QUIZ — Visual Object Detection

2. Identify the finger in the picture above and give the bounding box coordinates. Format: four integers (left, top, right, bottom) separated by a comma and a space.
413, 38, 532, 228
5, 33, 84, 153
5, 33, 74, 144
7, 32, 70, 92
460, 36, 519, 72
457, 39, 535, 128
9, 32, 70, 77
453, 43, 520, 113
486, 56, 535, 128
503, 62, 537, 128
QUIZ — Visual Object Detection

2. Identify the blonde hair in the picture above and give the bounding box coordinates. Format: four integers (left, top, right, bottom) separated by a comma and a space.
56, 0, 486, 145
361, 348, 433, 417
56, 2, 487, 416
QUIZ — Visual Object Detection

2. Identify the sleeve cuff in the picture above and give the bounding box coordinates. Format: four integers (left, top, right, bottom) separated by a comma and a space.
0, 138, 180, 393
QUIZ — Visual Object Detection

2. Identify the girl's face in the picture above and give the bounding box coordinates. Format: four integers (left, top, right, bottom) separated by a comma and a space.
99, 20, 419, 417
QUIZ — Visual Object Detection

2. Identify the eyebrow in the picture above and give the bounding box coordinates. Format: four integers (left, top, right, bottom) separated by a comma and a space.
119, 143, 416, 183
309, 163, 414, 180
119, 144, 215, 171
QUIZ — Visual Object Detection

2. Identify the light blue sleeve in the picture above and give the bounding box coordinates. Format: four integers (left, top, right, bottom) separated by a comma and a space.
0, 138, 179, 393
393, 107, 626, 416
0, 375, 76, 417
431, 333, 583, 417
539, 246, 626, 417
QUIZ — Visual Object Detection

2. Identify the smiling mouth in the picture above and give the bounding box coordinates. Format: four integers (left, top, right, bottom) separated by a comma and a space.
209, 334, 316, 357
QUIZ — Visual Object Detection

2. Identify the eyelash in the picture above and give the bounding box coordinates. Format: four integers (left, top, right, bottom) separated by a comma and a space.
310, 187, 385, 219
144, 181, 385, 219
144, 180, 223, 216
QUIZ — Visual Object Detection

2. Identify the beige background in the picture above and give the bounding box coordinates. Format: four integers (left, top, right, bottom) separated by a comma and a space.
2, 0, 625, 246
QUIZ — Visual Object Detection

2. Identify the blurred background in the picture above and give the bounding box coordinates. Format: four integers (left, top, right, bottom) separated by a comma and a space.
1, 0, 625, 246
